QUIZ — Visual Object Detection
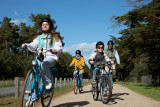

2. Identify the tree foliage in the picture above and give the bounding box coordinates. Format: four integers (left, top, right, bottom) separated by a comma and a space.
111, 0, 160, 81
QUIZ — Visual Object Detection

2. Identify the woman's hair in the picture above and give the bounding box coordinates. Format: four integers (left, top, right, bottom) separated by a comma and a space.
33, 29, 64, 46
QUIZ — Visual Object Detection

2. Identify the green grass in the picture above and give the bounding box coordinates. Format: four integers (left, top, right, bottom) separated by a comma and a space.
0, 83, 15, 88
117, 81, 160, 101
0, 81, 91, 107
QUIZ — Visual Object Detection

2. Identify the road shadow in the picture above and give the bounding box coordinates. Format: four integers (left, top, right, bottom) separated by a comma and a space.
80, 90, 92, 94
52, 101, 90, 107
108, 93, 129, 105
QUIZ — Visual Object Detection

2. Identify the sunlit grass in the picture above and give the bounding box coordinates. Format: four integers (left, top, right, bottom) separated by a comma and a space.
117, 81, 160, 101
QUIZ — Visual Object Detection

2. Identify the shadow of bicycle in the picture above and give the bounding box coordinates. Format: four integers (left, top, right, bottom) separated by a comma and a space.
52, 101, 90, 107
108, 93, 129, 105
80, 90, 92, 94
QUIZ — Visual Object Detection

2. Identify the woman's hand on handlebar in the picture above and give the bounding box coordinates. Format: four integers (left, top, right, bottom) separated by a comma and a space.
50, 49, 57, 54
21, 43, 26, 48
21, 43, 27, 49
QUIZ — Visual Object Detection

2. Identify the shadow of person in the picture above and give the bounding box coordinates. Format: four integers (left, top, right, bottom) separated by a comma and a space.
53, 101, 90, 107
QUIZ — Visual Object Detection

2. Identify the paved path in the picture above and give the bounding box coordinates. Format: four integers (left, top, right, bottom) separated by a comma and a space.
0, 86, 23, 97
36, 84, 160, 107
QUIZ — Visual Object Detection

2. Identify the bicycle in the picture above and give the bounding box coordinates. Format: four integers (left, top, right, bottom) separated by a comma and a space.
108, 64, 113, 96
71, 65, 83, 94
21, 47, 57, 107
92, 63, 112, 104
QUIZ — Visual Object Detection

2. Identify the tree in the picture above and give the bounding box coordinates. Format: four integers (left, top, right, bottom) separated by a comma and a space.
0, 17, 20, 51
111, 0, 160, 81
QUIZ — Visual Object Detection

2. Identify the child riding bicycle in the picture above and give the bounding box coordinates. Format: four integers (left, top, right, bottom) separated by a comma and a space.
88, 41, 114, 84
70, 50, 85, 91
21, 17, 63, 105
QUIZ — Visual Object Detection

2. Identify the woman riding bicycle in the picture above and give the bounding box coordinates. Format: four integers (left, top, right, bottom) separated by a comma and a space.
88, 41, 114, 84
70, 50, 85, 91
21, 17, 63, 90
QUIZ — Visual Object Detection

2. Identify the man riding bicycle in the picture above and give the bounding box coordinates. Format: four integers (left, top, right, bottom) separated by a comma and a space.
104, 40, 120, 83
88, 41, 114, 84
70, 50, 85, 91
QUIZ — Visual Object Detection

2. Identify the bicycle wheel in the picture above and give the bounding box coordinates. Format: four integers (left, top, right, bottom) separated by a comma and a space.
100, 75, 111, 104
41, 74, 55, 107
73, 75, 78, 94
109, 74, 113, 96
21, 69, 35, 107
92, 81, 99, 101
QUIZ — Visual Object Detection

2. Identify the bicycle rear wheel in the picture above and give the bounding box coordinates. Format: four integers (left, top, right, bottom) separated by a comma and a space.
109, 74, 113, 96
41, 74, 55, 107
100, 76, 111, 104
73, 75, 78, 94
92, 81, 99, 101
21, 69, 35, 107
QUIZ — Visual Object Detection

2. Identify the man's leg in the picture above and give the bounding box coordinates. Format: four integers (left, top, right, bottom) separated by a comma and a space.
112, 64, 116, 83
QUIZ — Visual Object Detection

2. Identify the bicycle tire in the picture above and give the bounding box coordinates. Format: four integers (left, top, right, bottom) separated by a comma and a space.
73, 75, 78, 94
92, 81, 99, 101
41, 73, 55, 107
20, 69, 35, 107
109, 74, 113, 96
100, 75, 111, 104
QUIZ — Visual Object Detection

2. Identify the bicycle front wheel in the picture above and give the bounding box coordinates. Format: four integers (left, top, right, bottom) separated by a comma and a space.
21, 69, 35, 107
73, 75, 78, 94
100, 75, 111, 104
92, 81, 99, 101
41, 75, 55, 107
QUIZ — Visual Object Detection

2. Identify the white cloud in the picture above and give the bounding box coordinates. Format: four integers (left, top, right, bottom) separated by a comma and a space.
11, 19, 27, 25
63, 42, 96, 55
14, 10, 19, 16
63, 42, 97, 66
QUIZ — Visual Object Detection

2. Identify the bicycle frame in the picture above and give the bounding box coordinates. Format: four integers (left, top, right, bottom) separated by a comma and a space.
75, 70, 81, 88
108, 69, 113, 86
28, 58, 57, 101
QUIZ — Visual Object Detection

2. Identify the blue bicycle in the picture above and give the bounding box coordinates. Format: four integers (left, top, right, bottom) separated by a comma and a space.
21, 48, 57, 107
92, 63, 112, 104
72, 65, 82, 94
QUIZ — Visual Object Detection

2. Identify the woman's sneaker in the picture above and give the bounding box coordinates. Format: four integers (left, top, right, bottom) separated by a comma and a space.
25, 100, 34, 106
45, 83, 52, 90
25, 90, 31, 94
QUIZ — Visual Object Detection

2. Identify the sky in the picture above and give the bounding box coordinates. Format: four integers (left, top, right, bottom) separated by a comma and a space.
0, 0, 133, 65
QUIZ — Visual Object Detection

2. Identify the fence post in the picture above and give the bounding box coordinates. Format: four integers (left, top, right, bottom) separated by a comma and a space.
59, 78, 62, 88
67, 78, 69, 85
55, 78, 57, 88
64, 78, 66, 86
133, 77, 137, 83
15, 77, 19, 99
70, 78, 72, 84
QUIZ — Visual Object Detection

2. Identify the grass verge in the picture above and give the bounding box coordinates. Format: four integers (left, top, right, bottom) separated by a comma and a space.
117, 81, 160, 101
0, 82, 91, 107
